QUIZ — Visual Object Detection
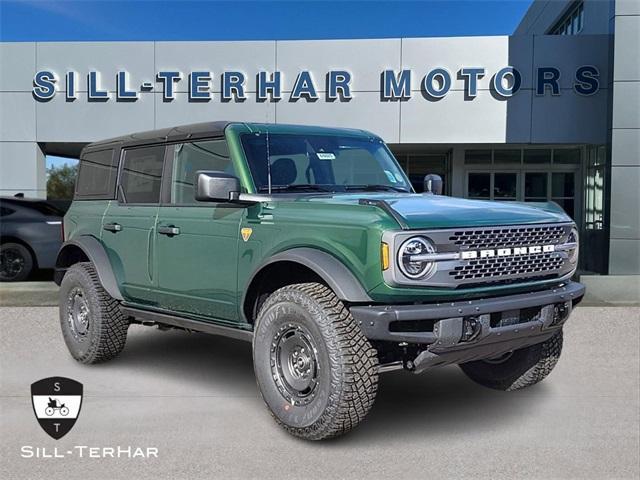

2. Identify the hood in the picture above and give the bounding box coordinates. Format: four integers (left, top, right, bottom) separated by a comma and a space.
302, 193, 571, 229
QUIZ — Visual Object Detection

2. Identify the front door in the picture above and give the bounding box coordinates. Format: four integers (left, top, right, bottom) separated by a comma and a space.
101, 145, 165, 305
154, 138, 244, 323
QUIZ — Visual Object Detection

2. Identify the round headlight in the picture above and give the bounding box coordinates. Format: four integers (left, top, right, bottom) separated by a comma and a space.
567, 227, 579, 264
397, 237, 437, 279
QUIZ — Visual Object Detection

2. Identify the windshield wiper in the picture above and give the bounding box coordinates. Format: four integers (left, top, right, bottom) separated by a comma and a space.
258, 184, 335, 193
345, 184, 410, 193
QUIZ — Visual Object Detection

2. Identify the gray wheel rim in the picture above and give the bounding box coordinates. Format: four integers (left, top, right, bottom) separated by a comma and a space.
67, 287, 90, 341
270, 323, 320, 406
0, 247, 25, 280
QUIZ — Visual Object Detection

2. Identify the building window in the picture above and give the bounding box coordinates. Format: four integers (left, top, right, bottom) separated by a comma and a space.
550, 2, 584, 35
463, 147, 582, 218
393, 150, 451, 194
582, 145, 608, 274
468, 173, 491, 199
466, 172, 519, 201
464, 147, 582, 166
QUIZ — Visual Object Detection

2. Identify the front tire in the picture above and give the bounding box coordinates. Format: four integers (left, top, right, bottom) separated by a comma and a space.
459, 330, 563, 391
59, 262, 129, 364
252, 283, 379, 440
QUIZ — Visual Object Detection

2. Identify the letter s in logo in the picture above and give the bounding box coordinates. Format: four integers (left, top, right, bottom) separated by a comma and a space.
33, 71, 57, 101
574, 65, 599, 96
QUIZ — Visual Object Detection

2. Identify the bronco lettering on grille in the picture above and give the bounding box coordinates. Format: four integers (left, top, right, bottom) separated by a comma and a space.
461, 244, 555, 260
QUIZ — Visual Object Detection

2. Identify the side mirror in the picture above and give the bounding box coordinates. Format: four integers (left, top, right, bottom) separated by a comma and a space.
195, 171, 241, 202
423, 174, 443, 195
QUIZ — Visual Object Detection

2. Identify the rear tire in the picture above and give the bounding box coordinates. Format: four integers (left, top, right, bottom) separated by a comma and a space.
459, 330, 563, 391
59, 262, 128, 364
0, 242, 33, 282
252, 283, 378, 440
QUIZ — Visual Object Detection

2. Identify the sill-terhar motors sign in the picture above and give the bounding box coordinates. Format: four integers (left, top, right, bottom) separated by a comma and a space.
32, 66, 600, 103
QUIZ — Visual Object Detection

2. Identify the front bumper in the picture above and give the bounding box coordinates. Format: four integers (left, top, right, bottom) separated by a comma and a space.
350, 281, 585, 372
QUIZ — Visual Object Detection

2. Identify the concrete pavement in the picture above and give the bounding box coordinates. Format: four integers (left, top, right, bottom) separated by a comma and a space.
0, 282, 59, 307
1, 306, 639, 479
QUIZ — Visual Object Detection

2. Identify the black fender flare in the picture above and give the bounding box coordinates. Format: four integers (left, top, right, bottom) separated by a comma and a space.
55, 236, 123, 301
244, 247, 373, 305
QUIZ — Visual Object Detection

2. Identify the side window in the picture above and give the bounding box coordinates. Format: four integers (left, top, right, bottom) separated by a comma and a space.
170, 139, 234, 204
76, 149, 118, 199
119, 145, 166, 204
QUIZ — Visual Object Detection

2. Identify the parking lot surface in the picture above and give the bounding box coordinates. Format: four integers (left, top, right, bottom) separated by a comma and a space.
1, 306, 639, 480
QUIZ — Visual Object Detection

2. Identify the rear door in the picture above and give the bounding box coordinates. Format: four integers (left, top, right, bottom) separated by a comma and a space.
154, 138, 244, 322
101, 145, 165, 306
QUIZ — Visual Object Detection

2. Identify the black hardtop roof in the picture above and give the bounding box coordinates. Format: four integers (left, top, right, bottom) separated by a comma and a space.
84, 121, 231, 152
83, 121, 377, 154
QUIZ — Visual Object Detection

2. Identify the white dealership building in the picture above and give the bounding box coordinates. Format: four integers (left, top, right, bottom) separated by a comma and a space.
0, 0, 638, 296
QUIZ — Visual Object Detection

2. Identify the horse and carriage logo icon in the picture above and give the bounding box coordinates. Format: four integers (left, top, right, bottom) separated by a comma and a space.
31, 377, 83, 439
44, 397, 70, 417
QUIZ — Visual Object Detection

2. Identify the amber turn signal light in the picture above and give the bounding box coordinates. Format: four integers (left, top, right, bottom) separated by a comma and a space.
381, 242, 390, 270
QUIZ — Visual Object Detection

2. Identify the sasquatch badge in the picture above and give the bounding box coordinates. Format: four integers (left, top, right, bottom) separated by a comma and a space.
31, 377, 83, 439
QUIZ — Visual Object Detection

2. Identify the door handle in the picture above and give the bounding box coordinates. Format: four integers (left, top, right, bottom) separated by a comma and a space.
158, 225, 180, 236
103, 223, 122, 232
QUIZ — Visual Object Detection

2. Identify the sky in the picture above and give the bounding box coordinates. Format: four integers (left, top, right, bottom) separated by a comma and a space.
0, 0, 534, 42
1, 0, 534, 168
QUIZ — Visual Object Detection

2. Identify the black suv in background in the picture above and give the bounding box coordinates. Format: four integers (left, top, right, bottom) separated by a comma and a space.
0, 196, 64, 281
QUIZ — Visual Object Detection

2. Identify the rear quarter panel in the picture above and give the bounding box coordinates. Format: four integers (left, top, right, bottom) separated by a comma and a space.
64, 200, 111, 241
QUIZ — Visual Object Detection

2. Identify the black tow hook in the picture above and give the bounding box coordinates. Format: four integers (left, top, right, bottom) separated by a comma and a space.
460, 316, 482, 342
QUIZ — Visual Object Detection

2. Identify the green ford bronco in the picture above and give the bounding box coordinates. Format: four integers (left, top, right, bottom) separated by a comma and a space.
55, 121, 584, 440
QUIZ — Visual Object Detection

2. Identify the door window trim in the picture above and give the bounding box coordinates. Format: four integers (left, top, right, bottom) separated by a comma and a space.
160, 136, 242, 208
116, 137, 240, 206
117, 144, 168, 206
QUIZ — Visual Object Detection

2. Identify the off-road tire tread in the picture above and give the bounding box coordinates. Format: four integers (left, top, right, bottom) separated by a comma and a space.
254, 282, 378, 440
460, 330, 563, 391
60, 262, 128, 364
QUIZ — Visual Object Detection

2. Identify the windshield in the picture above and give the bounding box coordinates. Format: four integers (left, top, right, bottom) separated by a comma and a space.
240, 133, 412, 193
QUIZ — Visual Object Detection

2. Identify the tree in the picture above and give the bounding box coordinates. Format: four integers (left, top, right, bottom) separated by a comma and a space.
47, 163, 78, 200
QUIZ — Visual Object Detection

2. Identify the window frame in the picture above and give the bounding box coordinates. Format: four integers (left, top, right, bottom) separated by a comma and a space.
162, 136, 237, 207
549, 1, 584, 36
465, 170, 520, 201
74, 148, 118, 201
238, 132, 412, 194
116, 144, 168, 206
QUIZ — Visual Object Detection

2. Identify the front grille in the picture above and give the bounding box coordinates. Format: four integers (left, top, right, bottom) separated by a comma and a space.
383, 222, 576, 289
450, 252, 565, 281
449, 225, 566, 250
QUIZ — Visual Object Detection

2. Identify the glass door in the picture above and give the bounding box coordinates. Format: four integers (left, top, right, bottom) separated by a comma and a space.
524, 171, 577, 219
